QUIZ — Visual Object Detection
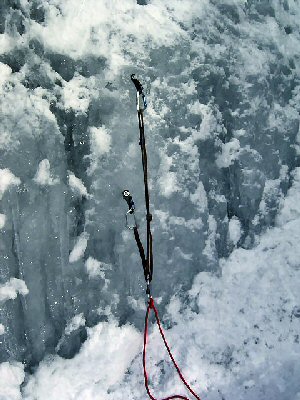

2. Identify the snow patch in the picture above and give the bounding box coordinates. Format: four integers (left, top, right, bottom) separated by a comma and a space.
88, 125, 112, 173
216, 138, 241, 168
158, 171, 180, 198
0, 214, 6, 229
65, 313, 86, 335
0, 34, 14, 55
34, 159, 59, 186
68, 172, 89, 197
23, 322, 141, 400
155, 209, 203, 232
127, 296, 146, 312
85, 256, 112, 279
62, 75, 91, 113
0, 362, 25, 400
0, 62, 12, 88
89, 126, 111, 158
85, 256, 102, 278
203, 214, 217, 261
85, 257, 112, 290
0, 278, 29, 302
277, 167, 300, 226
69, 232, 89, 263
189, 102, 218, 141
0, 130, 15, 151
190, 182, 208, 213
228, 216, 242, 245
158, 151, 180, 198
0, 324, 5, 335
0, 169, 21, 200
29, 0, 185, 74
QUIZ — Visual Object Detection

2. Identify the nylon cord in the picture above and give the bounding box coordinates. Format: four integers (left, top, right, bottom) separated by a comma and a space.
143, 297, 202, 400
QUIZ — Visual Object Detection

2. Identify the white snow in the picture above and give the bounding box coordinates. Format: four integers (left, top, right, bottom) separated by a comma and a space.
228, 216, 242, 245
89, 126, 112, 157
23, 322, 141, 400
0, 278, 29, 302
158, 171, 179, 198
276, 167, 300, 226
158, 151, 180, 198
65, 314, 86, 336
69, 232, 89, 263
0, 34, 13, 56
0, 324, 5, 335
33, 159, 59, 186
62, 75, 91, 113
216, 138, 241, 168
155, 209, 203, 232
85, 256, 102, 278
0, 130, 15, 151
188, 102, 218, 141
203, 214, 218, 261
0, 169, 21, 200
85, 256, 111, 279
0, 362, 24, 400
0, 62, 12, 88
0, 213, 6, 229
68, 172, 89, 198
29, 0, 187, 75
190, 182, 208, 213
85, 257, 112, 290
88, 125, 112, 173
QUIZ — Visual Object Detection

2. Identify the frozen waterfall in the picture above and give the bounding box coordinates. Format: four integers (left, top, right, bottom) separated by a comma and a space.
0, 0, 299, 375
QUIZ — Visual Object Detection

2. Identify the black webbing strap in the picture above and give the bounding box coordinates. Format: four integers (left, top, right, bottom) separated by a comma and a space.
131, 75, 153, 290
131, 74, 144, 94
138, 111, 153, 283
133, 227, 148, 281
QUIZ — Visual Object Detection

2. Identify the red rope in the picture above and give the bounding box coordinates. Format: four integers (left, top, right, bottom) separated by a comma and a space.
143, 297, 202, 400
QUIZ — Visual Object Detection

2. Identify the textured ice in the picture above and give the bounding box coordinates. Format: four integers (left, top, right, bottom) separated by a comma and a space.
15, 170, 300, 399
0, 0, 299, 389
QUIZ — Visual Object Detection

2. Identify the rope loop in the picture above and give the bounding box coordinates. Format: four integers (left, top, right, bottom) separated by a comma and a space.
143, 297, 202, 400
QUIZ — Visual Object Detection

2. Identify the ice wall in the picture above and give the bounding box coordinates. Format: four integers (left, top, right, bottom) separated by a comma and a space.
0, 0, 299, 366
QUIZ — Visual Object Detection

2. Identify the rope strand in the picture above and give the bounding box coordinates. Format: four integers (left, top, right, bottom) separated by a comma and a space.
143, 297, 202, 400
129, 76, 201, 400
